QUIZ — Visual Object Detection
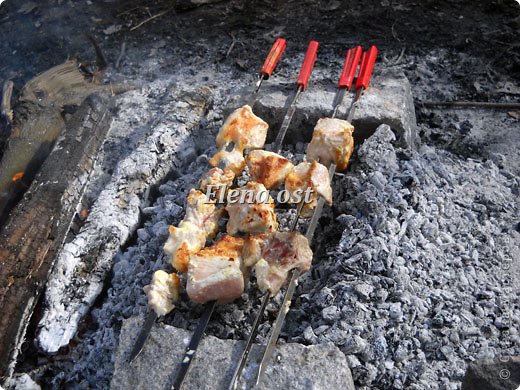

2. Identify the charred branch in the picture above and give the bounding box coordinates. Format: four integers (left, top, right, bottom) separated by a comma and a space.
0, 94, 113, 380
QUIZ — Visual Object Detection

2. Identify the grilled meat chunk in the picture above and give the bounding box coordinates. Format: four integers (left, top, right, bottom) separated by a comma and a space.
164, 221, 206, 272
164, 190, 224, 272
209, 148, 246, 175
143, 270, 180, 316
210, 105, 269, 175
246, 150, 294, 189
183, 189, 224, 238
198, 167, 235, 200
186, 236, 246, 304
285, 160, 332, 217
226, 182, 278, 235
216, 105, 268, 151
243, 232, 313, 296
306, 117, 354, 171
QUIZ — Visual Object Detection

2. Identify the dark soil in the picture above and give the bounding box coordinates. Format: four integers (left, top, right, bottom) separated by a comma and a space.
1, 0, 519, 162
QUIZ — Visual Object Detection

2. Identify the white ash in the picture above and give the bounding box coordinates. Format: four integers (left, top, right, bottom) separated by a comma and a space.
31, 123, 519, 389
285, 125, 519, 389
36, 77, 220, 354
4, 374, 40, 390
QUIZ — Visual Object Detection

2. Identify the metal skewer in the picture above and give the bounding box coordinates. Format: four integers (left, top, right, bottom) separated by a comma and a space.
172, 301, 216, 390
127, 38, 287, 365
247, 38, 287, 106
127, 309, 158, 362
225, 41, 320, 390
272, 40, 319, 154
254, 163, 334, 385
168, 40, 319, 390
254, 45, 379, 387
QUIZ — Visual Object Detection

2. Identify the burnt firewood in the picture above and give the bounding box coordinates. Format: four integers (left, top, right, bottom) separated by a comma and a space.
0, 94, 113, 380
0, 58, 132, 220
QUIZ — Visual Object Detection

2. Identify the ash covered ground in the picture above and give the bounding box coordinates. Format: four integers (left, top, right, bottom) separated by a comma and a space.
1, 0, 519, 389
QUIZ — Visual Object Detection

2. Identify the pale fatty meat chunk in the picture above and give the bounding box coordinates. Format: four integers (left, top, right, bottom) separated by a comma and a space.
306, 117, 354, 171
226, 182, 278, 235
164, 221, 206, 272
183, 189, 224, 238
215, 105, 268, 152
143, 270, 180, 316
285, 160, 333, 218
210, 105, 268, 175
198, 167, 235, 200
209, 148, 246, 176
246, 150, 294, 189
243, 232, 313, 296
187, 235, 246, 304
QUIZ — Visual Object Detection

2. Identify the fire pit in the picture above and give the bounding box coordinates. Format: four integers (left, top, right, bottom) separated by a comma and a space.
0, 1, 519, 389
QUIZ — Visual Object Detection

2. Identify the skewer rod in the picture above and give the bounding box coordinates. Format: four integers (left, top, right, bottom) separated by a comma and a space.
172, 301, 216, 390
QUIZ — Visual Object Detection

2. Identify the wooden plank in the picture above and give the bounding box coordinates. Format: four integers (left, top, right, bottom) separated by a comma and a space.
0, 94, 113, 380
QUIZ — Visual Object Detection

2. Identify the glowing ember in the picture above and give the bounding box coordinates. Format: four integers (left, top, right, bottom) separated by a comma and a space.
11, 172, 24, 182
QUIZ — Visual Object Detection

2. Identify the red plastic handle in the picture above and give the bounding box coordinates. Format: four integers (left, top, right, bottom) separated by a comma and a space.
260, 38, 287, 79
355, 45, 378, 90
338, 45, 362, 89
297, 40, 319, 90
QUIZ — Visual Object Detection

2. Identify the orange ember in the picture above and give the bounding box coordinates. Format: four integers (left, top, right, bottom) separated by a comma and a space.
12, 172, 24, 182
80, 208, 88, 220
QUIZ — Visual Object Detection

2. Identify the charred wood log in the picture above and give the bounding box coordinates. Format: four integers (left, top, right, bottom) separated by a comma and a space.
0, 94, 113, 381
36, 85, 211, 355
0, 59, 132, 220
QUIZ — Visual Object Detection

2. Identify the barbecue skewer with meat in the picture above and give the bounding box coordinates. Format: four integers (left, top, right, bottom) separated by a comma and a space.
142, 111, 272, 318
144, 107, 272, 318
143, 105, 276, 313
209, 105, 269, 175
243, 231, 312, 296
130, 38, 287, 364
168, 41, 320, 389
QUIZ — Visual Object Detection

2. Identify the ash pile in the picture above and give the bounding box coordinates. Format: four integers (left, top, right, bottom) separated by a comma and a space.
2, 1, 519, 388
15, 74, 518, 389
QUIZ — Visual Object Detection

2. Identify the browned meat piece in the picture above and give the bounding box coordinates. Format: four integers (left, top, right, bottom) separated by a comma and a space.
306, 117, 354, 171
186, 235, 246, 304
183, 189, 224, 238
210, 105, 269, 175
198, 167, 235, 200
209, 148, 246, 175
164, 190, 225, 272
215, 105, 268, 151
285, 160, 332, 217
243, 232, 313, 296
164, 222, 206, 272
143, 270, 180, 316
225, 182, 278, 235
245, 150, 294, 189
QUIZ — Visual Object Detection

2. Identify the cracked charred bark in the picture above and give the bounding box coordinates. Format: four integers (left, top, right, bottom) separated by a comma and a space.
0, 94, 113, 380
